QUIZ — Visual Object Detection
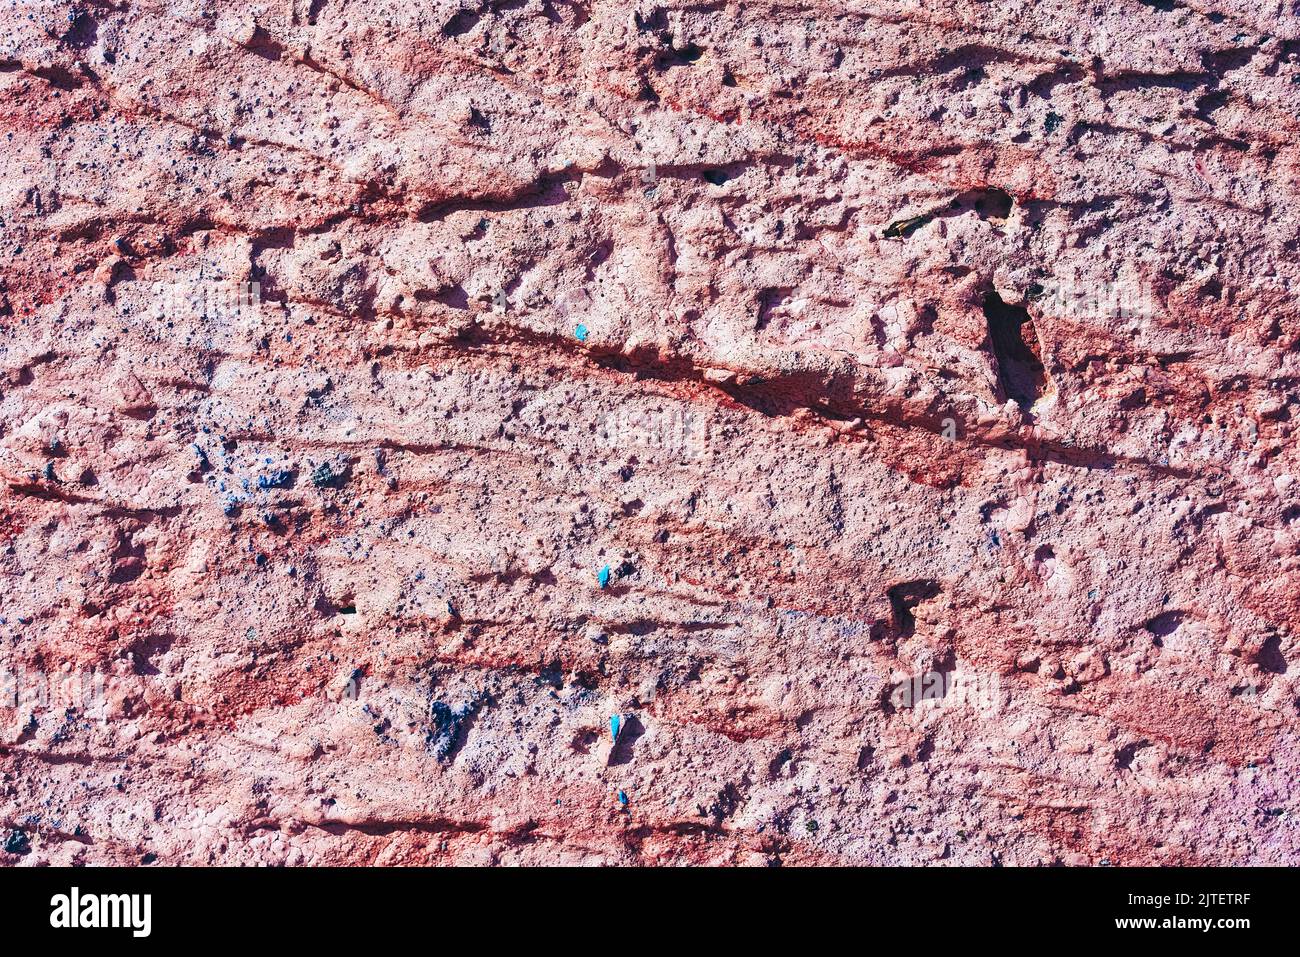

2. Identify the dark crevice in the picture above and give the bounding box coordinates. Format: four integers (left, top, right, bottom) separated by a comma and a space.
1144, 611, 1185, 638
983, 292, 1047, 410
655, 38, 706, 70
755, 286, 793, 332
62, 10, 99, 49
443, 9, 481, 36
1201, 47, 1255, 76
29, 64, 84, 90
1254, 634, 1287, 675
456, 310, 1204, 481
1096, 71, 1211, 95
886, 580, 940, 637
1116, 740, 1150, 770
947, 187, 1014, 222
415, 167, 596, 222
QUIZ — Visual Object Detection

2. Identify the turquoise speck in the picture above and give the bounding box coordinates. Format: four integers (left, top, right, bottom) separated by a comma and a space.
617, 790, 628, 806
597, 564, 611, 589
575, 324, 588, 341
610, 714, 621, 742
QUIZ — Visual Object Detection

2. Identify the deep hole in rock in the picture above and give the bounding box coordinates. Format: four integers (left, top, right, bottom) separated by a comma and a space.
983, 291, 1047, 410
886, 580, 940, 637
1115, 740, 1148, 770
1255, 634, 1288, 675
952, 187, 1014, 220
1145, 611, 1185, 638
443, 10, 481, 37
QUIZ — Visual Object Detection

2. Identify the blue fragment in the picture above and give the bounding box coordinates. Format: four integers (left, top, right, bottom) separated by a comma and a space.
258, 469, 293, 490
597, 564, 611, 589
617, 790, 628, 806
610, 714, 621, 743
574, 324, 589, 342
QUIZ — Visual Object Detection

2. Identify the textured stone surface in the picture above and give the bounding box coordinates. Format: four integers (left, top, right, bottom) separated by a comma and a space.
1, 0, 1299, 865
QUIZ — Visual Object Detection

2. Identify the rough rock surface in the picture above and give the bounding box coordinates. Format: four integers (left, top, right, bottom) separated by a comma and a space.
1, 0, 1299, 866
